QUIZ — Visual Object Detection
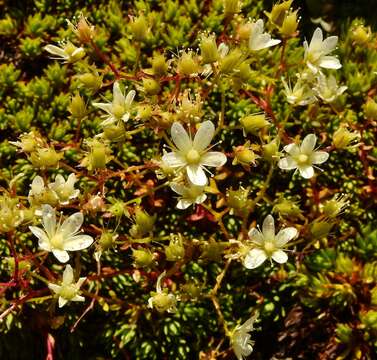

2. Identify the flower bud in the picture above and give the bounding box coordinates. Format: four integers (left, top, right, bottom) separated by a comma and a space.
219, 48, 242, 74
240, 113, 270, 135
151, 53, 168, 76
63, 42, 85, 63
351, 25, 371, 45
11, 132, 40, 153
262, 138, 280, 161
181, 282, 202, 299
235, 62, 252, 82
130, 15, 148, 42
75, 15, 95, 43
77, 72, 103, 92
310, 220, 333, 239
177, 51, 201, 76
142, 78, 161, 95
68, 93, 87, 119
265, 0, 293, 27
29, 147, 63, 169
227, 187, 250, 214
280, 9, 299, 37
109, 200, 127, 218
232, 142, 258, 166
132, 248, 154, 268
138, 105, 153, 121
81, 139, 111, 171
223, 0, 241, 18
130, 208, 156, 238
200, 34, 219, 64
165, 234, 185, 261
103, 124, 126, 142
322, 194, 349, 218
364, 98, 377, 119
0, 196, 23, 233
333, 126, 360, 149
149, 292, 176, 313
98, 231, 116, 251
273, 198, 301, 217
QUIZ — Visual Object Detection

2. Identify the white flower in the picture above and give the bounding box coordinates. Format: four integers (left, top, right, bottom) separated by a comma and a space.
170, 182, 207, 209
278, 134, 329, 179
92, 81, 136, 126
162, 121, 227, 186
48, 173, 80, 205
249, 19, 281, 51
29, 176, 48, 199
231, 313, 258, 360
244, 215, 297, 269
148, 271, 177, 313
29, 204, 94, 263
48, 264, 86, 308
313, 73, 347, 103
282, 78, 316, 106
303, 27, 341, 73
44, 41, 85, 63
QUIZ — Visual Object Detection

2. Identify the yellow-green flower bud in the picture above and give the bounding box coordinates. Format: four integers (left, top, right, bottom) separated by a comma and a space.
134, 208, 156, 233
280, 9, 299, 37
265, 0, 293, 27
236, 62, 252, 82
273, 198, 301, 217
181, 282, 201, 299
68, 93, 87, 119
240, 114, 270, 134
75, 15, 95, 44
133, 248, 154, 268
219, 48, 242, 74
351, 25, 371, 45
233, 142, 258, 167
138, 105, 153, 121
310, 221, 333, 239
150, 292, 176, 313
322, 194, 349, 218
165, 234, 185, 261
333, 127, 360, 149
224, 0, 241, 18
200, 34, 219, 64
142, 78, 161, 95
151, 53, 168, 76
64, 42, 85, 63
29, 147, 63, 169
103, 124, 126, 142
0, 196, 23, 233
98, 231, 116, 251
109, 200, 126, 218
262, 138, 280, 161
90, 143, 108, 169
227, 187, 250, 213
364, 98, 377, 119
130, 15, 148, 42
77, 72, 103, 92
177, 51, 201, 76
12, 132, 39, 153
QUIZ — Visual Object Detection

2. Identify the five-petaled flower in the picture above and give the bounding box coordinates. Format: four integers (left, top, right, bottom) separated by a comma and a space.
170, 182, 207, 209
278, 133, 329, 179
44, 41, 85, 63
304, 27, 341, 73
162, 121, 227, 186
249, 19, 281, 51
93, 81, 136, 127
148, 271, 177, 313
244, 214, 297, 269
48, 173, 80, 205
29, 204, 94, 263
231, 313, 258, 360
48, 264, 86, 308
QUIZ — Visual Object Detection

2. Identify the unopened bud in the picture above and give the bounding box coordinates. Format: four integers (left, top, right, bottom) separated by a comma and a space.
265, 0, 293, 27
240, 113, 270, 134
130, 15, 148, 42
77, 72, 102, 92
262, 138, 280, 161
98, 231, 116, 251
310, 220, 333, 239
29, 147, 63, 169
177, 51, 201, 76
280, 9, 299, 37
200, 34, 219, 64
68, 93, 87, 119
322, 194, 349, 218
224, 0, 241, 18
219, 48, 242, 74
364, 98, 377, 119
151, 53, 168, 76
333, 126, 360, 149
142, 78, 161, 95
351, 25, 371, 45
273, 198, 301, 217
165, 234, 185, 261
133, 248, 154, 268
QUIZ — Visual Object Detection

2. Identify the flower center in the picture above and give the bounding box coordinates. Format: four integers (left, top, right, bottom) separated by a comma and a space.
50, 233, 64, 249
112, 104, 125, 119
297, 154, 309, 164
59, 284, 77, 300
263, 241, 276, 255
186, 149, 201, 164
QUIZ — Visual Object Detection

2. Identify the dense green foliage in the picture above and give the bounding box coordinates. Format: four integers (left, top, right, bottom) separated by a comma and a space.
0, 0, 376, 359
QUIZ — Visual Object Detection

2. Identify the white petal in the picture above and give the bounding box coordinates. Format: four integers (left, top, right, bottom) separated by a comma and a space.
42, 204, 56, 238
283, 143, 300, 156
44, 45, 67, 58
262, 214, 275, 239
311, 151, 329, 164
301, 134, 317, 154
195, 193, 207, 204
52, 249, 70, 263
170, 182, 185, 195
321, 36, 338, 54
318, 56, 341, 69
113, 82, 125, 105
71, 295, 85, 302
309, 28, 323, 50
244, 248, 267, 269
193, 121, 215, 151
271, 249, 288, 264
171, 122, 192, 152
122, 112, 130, 122
248, 228, 264, 245
76, 277, 86, 289
162, 152, 186, 168
278, 156, 297, 170
29, 226, 50, 250
60, 212, 83, 236
298, 165, 314, 179
62, 264, 74, 285
66, 173, 77, 187
58, 297, 69, 308
63, 234, 93, 251
48, 283, 61, 294
177, 199, 192, 209
92, 102, 113, 114
31, 176, 45, 194
200, 151, 227, 167
125, 90, 136, 107
186, 165, 207, 186
275, 227, 298, 247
